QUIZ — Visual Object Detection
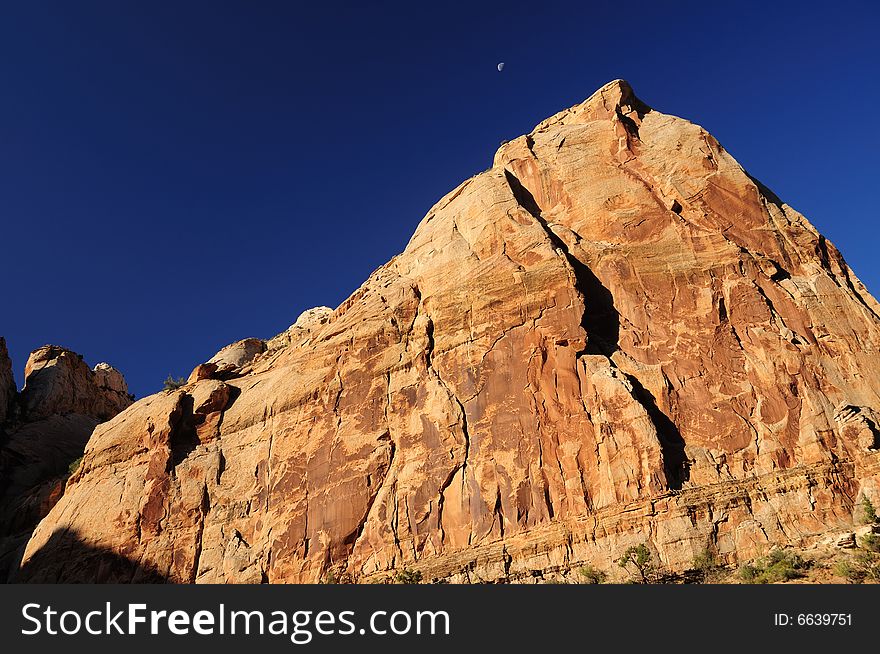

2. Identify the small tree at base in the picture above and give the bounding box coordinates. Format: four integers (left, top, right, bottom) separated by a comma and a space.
858, 496, 878, 525
617, 543, 656, 584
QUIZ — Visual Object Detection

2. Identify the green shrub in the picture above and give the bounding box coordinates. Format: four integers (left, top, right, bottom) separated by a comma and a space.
833, 529, 880, 584
67, 456, 83, 476
617, 543, 657, 584
692, 548, 719, 572
393, 567, 423, 584
162, 374, 187, 391
861, 532, 880, 553
738, 563, 760, 583
834, 559, 867, 584
738, 549, 808, 584
835, 549, 880, 584
320, 569, 353, 584
855, 551, 880, 581
691, 548, 724, 582
765, 550, 807, 581
578, 564, 607, 584
859, 497, 878, 525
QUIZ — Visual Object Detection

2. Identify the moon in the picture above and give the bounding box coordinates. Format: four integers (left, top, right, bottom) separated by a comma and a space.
497, 62, 505, 72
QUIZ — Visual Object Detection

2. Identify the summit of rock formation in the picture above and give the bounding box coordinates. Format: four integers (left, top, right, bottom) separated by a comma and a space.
16, 80, 880, 583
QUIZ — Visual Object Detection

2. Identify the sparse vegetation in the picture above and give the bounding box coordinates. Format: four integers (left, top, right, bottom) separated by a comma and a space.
834, 550, 880, 584
578, 564, 607, 584
861, 532, 880, 553
162, 374, 187, 391
393, 567, 423, 584
617, 543, 658, 584
834, 529, 880, 583
690, 548, 725, 583
691, 548, 717, 573
738, 549, 809, 584
320, 569, 353, 584
67, 456, 83, 476
858, 496, 878, 525
834, 557, 866, 584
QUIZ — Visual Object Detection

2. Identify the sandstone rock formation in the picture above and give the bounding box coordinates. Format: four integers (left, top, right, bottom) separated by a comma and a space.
20, 346, 131, 421
265, 307, 334, 352
17, 80, 880, 583
0, 343, 131, 578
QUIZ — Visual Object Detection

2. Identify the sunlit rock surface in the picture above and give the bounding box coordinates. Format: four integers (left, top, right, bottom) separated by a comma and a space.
19, 81, 880, 583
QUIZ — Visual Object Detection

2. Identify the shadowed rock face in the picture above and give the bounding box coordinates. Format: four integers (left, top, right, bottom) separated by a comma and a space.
0, 339, 14, 426
0, 344, 131, 579
18, 80, 880, 583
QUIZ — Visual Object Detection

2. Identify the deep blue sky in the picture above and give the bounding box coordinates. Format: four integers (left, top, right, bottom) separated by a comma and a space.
2, 1, 878, 398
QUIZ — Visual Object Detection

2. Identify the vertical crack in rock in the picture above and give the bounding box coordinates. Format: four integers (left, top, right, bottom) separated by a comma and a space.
302, 487, 309, 557
414, 292, 471, 500
407, 284, 475, 544
346, 440, 396, 571
620, 373, 689, 489
435, 465, 460, 544
493, 487, 505, 538
190, 484, 209, 583
502, 169, 619, 354
503, 167, 688, 490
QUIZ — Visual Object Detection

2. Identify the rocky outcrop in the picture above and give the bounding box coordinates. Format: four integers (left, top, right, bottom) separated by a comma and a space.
207, 338, 267, 379
834, 403, 880, 452
17, 80, 880, 583
265, 307, 334, 352
20, 346, 131, 421
0, 344, 131, 578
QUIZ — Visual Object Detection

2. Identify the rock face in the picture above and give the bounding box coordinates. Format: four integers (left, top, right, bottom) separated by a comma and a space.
20, 346, 131, 421
0, 339, 15, 426
0, 344, 131, 578
265, 307, 334, 352
18, 80, 880, 583
207, 338, 267, 379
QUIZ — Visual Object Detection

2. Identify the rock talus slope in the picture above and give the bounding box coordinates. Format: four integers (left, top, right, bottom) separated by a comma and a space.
18, 80, 880, 582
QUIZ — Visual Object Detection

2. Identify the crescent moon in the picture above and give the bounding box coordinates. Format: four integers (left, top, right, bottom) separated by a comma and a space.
497, 62, 505, 72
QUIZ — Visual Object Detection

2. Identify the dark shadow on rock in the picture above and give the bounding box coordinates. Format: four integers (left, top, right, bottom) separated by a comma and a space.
504, 167, 684, 488
623, 373, 689, 490
9, 528, 168, 583
503, 169, 620, 353
0, 414, 99, 582
578, 265, 620, 355
169, 392, 198, 468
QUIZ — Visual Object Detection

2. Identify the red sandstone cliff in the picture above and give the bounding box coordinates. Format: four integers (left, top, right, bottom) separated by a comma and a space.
16, 80, 880, 583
